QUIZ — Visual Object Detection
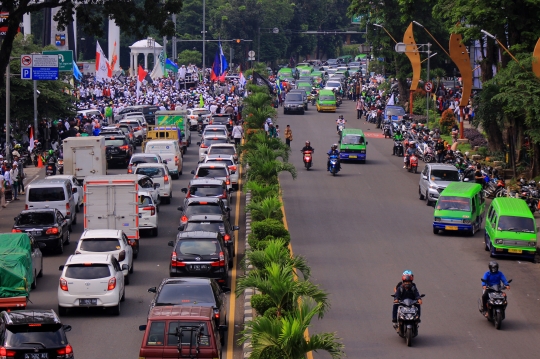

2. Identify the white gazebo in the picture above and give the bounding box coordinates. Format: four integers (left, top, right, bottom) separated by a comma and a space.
129, 37, 163, 76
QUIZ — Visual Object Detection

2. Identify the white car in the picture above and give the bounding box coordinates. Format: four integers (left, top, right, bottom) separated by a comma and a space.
58, 253, 126, 316
138, 191, 159, 237
202, 125, 229, 140
45, 175, 83, 212
205, 143, 238, 163
137, 174, 161, 207
204, 154, 239, 190
144, 140, 183, 178
75, 229, 134, 283
197, 135, 229, 162
128, 153, 164, 174
191, 162, 232, 191
119, 119, 145, 144
187, 108, 212, 129
134, 163, 173, 204
324, 81, 342, 92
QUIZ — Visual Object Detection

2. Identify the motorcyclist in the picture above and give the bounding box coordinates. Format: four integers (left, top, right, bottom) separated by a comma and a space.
197, 113, 204, 133
327, 144, 340, 171
301, 141, 314, 153
481, 261, 510, 317
392, 270, 422, 324
336, 115, 346, 132
404, 142, 416, 169
46, 149, 57, 175
393, 130, 404, 156
444, 150, 456, 163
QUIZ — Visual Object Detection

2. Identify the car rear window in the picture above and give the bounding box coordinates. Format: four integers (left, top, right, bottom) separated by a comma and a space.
208, 147, 235, 156
167, 322, 210, 346
185, 204, 222, 215
131, 156, 158, 165
189, 185, 223, 197
184, 221, 224, 232
136, 167, 165, 177
156, 284, 215, 306
176, 241, 219, 256
211, 117, 229, 124
386, 107, 406, 116
204, 129, 227, 136
65, 263, 111, 279
286, 94, 302, 101
17, 212, 55, 225
197, 168, 227, 178
105, 139, 126, 146
203, 138, 228, 147
6, 325, 66, 347
80, 238, 121, 252
139, 195, 153, 206
29, 187, 65, 202
192, 109, 210, 115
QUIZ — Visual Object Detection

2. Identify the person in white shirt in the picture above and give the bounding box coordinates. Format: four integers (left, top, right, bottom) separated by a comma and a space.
231, 122, 244, 146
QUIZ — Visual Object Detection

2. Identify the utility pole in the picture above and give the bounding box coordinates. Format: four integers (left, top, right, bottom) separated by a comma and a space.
426, 43, 431, 120
5, 63, 10, 163
202, 0, 206, 77
172, 14, 177, 60
33, 80, 39, 141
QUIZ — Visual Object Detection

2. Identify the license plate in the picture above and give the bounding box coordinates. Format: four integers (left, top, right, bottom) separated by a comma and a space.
25, 354, 48, 359
191, 265, 207, 271
508, 249, 522, 254
79, 298, 97, 305
31, 231, 41, 236
445, 226, 458, 230
349, 155, 357, 159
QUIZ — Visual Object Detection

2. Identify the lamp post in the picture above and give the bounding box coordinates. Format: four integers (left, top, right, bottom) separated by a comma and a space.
202, 0, 206, 79
480, 29, 523, 68
373, 24, 397, 44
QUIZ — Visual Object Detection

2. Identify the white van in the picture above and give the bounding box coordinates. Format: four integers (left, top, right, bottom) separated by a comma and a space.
25, 178, 77, 228
144, 140, 183, 179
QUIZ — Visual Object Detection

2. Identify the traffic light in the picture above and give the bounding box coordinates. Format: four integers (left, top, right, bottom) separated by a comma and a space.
235, 39, 242, 44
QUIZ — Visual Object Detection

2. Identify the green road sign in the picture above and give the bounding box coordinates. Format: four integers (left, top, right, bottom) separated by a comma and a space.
351, 15, 363, 24
43, 50, 73, 72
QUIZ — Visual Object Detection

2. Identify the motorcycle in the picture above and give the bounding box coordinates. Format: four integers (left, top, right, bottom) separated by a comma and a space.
302, 150, 313, 170
337, 124, 345, 139
407, 154, 418, 173
393, 140, 404, 157
392, 294, 425, 347
328, 154, 340, 176
478, 278, 512, 330
57, 158, 64, 175
383, 123, 392, 138
45, 163, 55, 176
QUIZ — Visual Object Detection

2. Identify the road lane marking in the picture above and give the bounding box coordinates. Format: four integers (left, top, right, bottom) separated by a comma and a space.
364, 132, 385, 138
227, 155, 242, 359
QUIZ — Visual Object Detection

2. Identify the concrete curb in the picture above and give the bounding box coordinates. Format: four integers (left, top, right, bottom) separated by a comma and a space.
242, 190, 254, 358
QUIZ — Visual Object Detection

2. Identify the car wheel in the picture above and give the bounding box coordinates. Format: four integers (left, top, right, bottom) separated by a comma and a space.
425, 192, 431, 206
433, 228, 439, 234
38, 258, 43, 278
125, 273, 130, 285
58, 305, 67, 316
129, 260, 134, 274
31, 270, 37, 289
57, 237, 64, 254
111, 301, 121, 316
419, 187, 425, 200
153, 227, 159, 237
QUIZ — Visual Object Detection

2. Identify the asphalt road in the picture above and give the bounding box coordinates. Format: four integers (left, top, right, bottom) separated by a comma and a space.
278, 101, 540, 358
0, 138, 246, 359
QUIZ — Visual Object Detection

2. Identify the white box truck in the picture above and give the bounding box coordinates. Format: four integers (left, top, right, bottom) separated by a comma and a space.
84, 175, 140, 258
63, 136, 107, 181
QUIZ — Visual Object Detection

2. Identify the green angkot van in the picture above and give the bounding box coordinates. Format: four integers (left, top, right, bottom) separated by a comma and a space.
316, 89, 336, 112
433, 182, 485, 235
484, 197, 537, 259
339, 128, 367, 163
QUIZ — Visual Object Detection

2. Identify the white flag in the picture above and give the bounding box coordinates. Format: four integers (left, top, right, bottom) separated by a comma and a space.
95, 41, 110, 81
387, 93, 395, 106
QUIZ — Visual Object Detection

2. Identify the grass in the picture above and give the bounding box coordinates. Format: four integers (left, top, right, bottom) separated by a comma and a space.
440, 134, 475, 155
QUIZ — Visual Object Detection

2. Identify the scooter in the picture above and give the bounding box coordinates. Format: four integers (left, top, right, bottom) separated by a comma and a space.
302, 150, 313, 170
393, 140, 404, 157
337, 124, 345, 140
478, 278, 512, 330
45, 163, 55, 176
392, 294, 425, 347
57, 158, 64, 175
383, 123, 392, 138
328, 154, 340, 176
407, 154, 418, 173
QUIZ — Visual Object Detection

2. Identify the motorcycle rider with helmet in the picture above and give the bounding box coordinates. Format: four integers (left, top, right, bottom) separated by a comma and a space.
301, 141, 314, 153
404, 142, 416, 169
46, 149, 57, 175
393, 270, 422, 324
481, 261, 510, 317
327, 144, 340, 172
393, 130, 404, 156
336, 115, 346, 132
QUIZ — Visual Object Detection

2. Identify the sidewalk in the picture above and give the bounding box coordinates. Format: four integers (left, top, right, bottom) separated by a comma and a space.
1, 165, 44, 212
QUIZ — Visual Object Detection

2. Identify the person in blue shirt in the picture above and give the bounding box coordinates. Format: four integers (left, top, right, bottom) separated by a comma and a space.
481, 261, 510, 317
327, 144, 340, 171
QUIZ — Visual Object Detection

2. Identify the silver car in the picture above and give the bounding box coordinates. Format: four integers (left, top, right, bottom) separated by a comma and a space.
419, 164, 461, 205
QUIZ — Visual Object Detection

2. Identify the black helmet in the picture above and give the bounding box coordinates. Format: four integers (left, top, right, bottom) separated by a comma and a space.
332, 144, 338, 150
489, 261, 499, 273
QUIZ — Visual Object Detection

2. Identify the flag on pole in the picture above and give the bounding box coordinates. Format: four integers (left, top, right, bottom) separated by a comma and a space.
210, 41, 229, 81
150, 50, 165, 79
29, 127, 34, 152
239, 70, 246, 87
165, 59, 179, 73
137, 65, 148, 101
73, 60, 83, 81
95, 41, 110, 81
199, 94, 205, 108
107, 41, 118, 77
387, 93, 395, 106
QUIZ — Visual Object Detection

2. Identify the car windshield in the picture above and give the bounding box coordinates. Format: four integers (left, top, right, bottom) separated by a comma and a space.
431, 169, 460, 182
176, 241, 220, 256
386, 107, 406, 116
65, 264, 111, 279
192, 109, 210, 115
327, 82, 340, 87
184, 221, 225, 232
497, 216, 535, 233
185, 204, 222, 215
208, 147, 235, 156
286, 94, 302, 101
436, 197, 471, 211
6, 325, 66, 347
28, 188, 65, 202
206, 160, 234, 167
80, 238, 121, 252
342, 135, 364, 145
167, 322, 210, 346
139, 195, 153, 206
197, 168, 227, 178
320, 95, 335, 101
189, 185, 223, 197
16, 212, 55, 225
156, 284, 215, 306
203, 138, 228, 146
132, 157, 158, 165
105, 139, 126, 146
136, 167, 165, 177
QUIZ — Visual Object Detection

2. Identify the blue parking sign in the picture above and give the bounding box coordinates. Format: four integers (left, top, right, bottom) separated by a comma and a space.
21, 68, 32, 79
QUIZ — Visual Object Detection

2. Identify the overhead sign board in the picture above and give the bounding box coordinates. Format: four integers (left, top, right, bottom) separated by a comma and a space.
43, 50, 73, 71
20, 54, 59, 80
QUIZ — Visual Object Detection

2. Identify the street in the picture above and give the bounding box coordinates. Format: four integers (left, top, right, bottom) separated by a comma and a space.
0, 140, 246, 359
278, 101, 540, 358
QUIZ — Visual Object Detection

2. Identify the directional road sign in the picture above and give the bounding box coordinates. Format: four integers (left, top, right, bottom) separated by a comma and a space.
43, 50, 73, 71
20, 54, 59, 80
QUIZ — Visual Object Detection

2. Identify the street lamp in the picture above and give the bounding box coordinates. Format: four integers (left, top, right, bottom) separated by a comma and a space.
421, 52, 437, 64
412, 21, 450, 58
202, 0, 207, 78
481, 29, 523, 68
373, 24, 397, 44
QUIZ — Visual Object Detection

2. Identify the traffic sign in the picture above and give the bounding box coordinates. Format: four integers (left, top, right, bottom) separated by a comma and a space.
20, 54, 59, 81
248, 56, 255, 61
425, 81, 433, 92
21, 68, 32, 79
248, 50, 255, 57
21, 55, 32, 67
43, 50, 73, 71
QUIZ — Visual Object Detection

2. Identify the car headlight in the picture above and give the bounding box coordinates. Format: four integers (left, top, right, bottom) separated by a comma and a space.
495, 239, 503, 245
434, 217, 441, 222
463, 219, 471, 224
429, 184, 438, 189
529, 241, 537, 247
298, 104, 303, 107
360, 150, 365, 154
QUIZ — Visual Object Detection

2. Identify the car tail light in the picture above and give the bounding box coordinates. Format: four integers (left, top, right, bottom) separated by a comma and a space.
120, 145, 129, 151
224, 234, 231, 242
135, 126, 142, 131
25, 204, 28, 210
46, 227, 59, 235
60, 278, 68, 291
0, 346, 17, 358
11, 229, 22, 233
118, 250, 126, 262
56, 344, 74, 358
229, 165, 237, 171
107, 277, 116, 291
127, 164, 133, 174
211, 252, 225, 267
66, 203, 70, 217
226, 176, 230, 185
143, 206, 156, 216
171, 252, 186, 267
221, 191, 227, 199
181, 215, 188, 223
214, 310, 220, 319
164, 175, 169, 183
174, 156, 179, 165
201, 143, 208, 148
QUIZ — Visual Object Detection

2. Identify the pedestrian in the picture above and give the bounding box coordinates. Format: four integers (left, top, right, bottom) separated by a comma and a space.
231, 122, 244, 146
451, 125, 459, 144
268, 123, 277, 138
12, 155, 25, 195
0, 170, 6, 208
356, 98, 363, 119
275, 124, 280, 138
9, 163, 19, 200
284, 125, 293, 147
435, 138, 445, 163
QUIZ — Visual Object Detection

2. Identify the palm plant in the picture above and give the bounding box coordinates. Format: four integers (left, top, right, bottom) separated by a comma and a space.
244, 181, 280, 201
245, 239, 311, 280
244, 105, 276, 130
241, 132, 289, 157
243, 92, 273, 110
246, 196, 283, 221
246, 158, 297, 184
240, 299, 344, 359
236, 263, 329, 319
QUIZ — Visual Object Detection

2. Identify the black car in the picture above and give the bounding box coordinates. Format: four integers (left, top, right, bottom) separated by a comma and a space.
168, 231, 230, 287
180, 214, 239, 264
0, 309, 73, 358
147, 278, 230, 329
115, 105, 160, 125
13, 208, 70, 254
103, 135, 132, 167
283, 92, 305, 114
209, 114, 234, 134
178, 197, 230, 229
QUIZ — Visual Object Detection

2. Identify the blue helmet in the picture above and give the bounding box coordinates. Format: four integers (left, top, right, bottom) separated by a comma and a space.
402, 270, 414, 282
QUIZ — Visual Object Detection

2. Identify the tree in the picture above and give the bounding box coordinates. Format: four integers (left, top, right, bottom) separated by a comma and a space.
0, 0, 182, 89
240, 299, 344, 359
177, 49, 202, 66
